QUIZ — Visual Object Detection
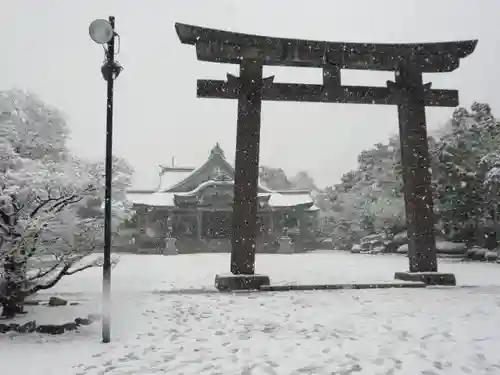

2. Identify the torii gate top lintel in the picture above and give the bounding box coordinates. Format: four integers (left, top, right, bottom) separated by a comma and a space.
175, 23, 477, 73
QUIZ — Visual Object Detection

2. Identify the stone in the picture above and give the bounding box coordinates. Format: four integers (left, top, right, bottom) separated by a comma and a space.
392, 231, 408, 246
466, 248, 478, 259
69, 302, 80, 306
62, 322, 79, 331
215, 274, 271, 292
436, 241, 467, 254
472, 248, 487, 261
371, 245, 385, 254
396, 244, 409, 254
277, 236, 293, 254
394, 271, 456, 286
48, 296, 68, 307
16, 320, 37, 333
74, 317, 92, 326
350, 244, 362, 253
360, 241, 371, 250
260, 281, 426, 292
163, 237, 178, 255
361, 233, 384, 244
36, 324, 65, 335
382, 240, 398, 254
484, 251, 499, 262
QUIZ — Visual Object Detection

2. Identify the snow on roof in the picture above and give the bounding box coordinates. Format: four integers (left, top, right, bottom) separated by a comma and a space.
174, 179, 234, 197
127, 192, 175, 207
306, 204, 320, 212
127, 190, 314, 209
158, 169, 194, 192
269, 192, 314, 208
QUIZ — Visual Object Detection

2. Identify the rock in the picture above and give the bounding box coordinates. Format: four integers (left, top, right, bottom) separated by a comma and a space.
358, 234, 386, 252
371, 245, 385, 254
0, 323, 10, 333
215, 274, 270, 292
74, 317, 92, 326
36, 324, 65, 335
466, 248, 477, 259
436, 241, 467, 255
472, 248, 487, 261
360, 242, 371, 250
62, 322, 79, 331
397, 244, 409, 254
396, 242, 466, 256
350, 244, 362, 253
392, 232, 408, 246
361, 233, 384, 244
48, 296, 68, 307
383, 240, 399, 254
69, 302, 80, 306
484, 251, 499, 262
16, 320, 37, 333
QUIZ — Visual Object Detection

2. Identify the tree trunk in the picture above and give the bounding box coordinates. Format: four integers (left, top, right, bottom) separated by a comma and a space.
1, 258, 27, 318
1, 294, 25, 318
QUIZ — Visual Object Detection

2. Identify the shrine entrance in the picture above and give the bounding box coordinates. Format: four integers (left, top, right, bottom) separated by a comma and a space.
175, 22, 477, 289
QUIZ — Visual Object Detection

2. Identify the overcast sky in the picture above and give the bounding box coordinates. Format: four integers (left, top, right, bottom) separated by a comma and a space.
0, 0, 498, 189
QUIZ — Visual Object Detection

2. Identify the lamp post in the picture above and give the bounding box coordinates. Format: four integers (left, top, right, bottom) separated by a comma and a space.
89, 16, 123, 344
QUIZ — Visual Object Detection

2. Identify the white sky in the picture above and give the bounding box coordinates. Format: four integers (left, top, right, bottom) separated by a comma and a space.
0, 0, 498, 189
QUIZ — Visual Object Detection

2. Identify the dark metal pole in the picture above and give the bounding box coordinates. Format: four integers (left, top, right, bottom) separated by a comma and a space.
102, 15, 115, 344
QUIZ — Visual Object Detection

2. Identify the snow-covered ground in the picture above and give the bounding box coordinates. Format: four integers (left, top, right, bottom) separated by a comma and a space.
2, 251, 500, 375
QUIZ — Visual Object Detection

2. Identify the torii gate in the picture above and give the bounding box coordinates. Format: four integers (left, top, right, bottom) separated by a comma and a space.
175, 23, 477, 290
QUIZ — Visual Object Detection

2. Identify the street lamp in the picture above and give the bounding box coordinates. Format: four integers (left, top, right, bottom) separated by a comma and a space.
89, 16, 123, 344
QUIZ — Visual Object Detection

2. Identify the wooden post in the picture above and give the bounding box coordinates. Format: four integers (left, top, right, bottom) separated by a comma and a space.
392, 64, 437, 272
230, 59, 263, 275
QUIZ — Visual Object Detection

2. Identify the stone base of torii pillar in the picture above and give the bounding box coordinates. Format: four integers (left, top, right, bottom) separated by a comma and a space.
394, 271, 456, 286
215, 273, 270, 292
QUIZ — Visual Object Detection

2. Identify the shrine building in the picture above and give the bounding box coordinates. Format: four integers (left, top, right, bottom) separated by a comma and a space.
126, 143, 319, 253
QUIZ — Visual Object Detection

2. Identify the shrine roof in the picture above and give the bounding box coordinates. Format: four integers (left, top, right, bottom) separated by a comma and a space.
126, 192, 175, 207
174, 179, 235, 197
175, 23, 477, 73
159, 143, 273, 193
126, 143, 318, 210
158, 167, 195, 192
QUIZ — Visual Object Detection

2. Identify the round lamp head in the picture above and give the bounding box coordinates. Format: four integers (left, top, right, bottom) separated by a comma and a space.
89, 19, 114, 44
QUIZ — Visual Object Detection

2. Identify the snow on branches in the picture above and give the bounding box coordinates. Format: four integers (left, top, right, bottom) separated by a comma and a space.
0, 90, 132, 315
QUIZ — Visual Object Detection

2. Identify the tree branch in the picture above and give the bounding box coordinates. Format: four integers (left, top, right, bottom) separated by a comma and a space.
26, 264, 70, 294
30, 197, 57, 218
25, 253, 108, 295
50, 194, 81, 213
65, 263, 95, 276
25, 262, 60, 282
